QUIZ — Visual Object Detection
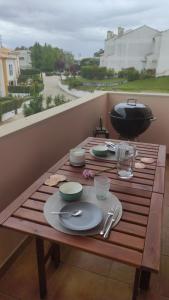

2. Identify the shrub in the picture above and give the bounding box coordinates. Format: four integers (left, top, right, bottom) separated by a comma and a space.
81, 66, 107, 80
8, 85, 31, 93
23, 95, 43, 117
106, 69, 115, 78
68, 78, 82, 89
140, 69, 156, 79
118, 67, 140, 81
0, 97, 28, 120
46, 96, 53, 108
54, 94, 67, 106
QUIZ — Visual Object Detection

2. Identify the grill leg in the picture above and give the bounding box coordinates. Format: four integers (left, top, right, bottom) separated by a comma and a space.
140, 270, 151, 290
132, 268, 141, 300
36, 238, 47, 299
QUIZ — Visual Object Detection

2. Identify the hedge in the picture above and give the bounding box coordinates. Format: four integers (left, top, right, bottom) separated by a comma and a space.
21, 68, 40, 75
0, 97, 30, 121
8, 83, 44, 94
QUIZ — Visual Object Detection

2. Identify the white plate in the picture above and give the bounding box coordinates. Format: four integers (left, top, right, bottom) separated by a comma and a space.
59, 202, 103, 231
43, 186, 123, 236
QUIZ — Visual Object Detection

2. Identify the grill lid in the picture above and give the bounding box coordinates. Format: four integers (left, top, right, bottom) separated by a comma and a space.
110, 99, 154, 120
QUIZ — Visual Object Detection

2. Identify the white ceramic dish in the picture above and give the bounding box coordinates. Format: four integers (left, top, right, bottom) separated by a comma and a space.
59, 182, 83, 201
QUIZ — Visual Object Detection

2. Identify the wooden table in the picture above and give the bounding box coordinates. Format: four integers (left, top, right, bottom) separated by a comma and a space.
0, 137, 166, 300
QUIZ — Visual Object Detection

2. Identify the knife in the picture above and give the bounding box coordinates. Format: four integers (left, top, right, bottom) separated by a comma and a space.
103, 207, 120, 239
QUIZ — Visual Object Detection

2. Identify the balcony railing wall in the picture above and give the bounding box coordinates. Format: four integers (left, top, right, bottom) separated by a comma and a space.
0, 92, 107, 266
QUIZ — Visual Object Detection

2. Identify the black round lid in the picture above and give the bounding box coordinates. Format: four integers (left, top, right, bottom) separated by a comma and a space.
110, 99, 153, 120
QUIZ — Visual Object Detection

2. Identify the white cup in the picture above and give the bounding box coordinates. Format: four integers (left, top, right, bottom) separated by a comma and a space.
69, 148, 85, 166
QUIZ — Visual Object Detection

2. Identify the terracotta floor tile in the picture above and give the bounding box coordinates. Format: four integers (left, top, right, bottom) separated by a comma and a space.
100, 277, 132, 300
162, 228, 169, 256
158, 255, 169, 298
109, 261, 135, 285
0, 293, 19, 300
61, 247, 111, 276
47, 263, 108, 300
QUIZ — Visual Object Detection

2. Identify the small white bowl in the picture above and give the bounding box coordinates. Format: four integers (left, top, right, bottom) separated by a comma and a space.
92, 144, 108, 157
59, 182, 83, 201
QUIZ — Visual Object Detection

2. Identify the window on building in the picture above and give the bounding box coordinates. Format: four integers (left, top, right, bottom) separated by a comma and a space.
9, 64, 13, 76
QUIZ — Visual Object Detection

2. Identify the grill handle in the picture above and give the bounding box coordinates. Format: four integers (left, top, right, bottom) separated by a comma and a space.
150, 117, 157, 122
127, 99, 137, 106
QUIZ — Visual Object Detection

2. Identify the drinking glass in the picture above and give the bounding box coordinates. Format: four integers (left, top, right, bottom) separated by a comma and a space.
94, 176, 110, 200
117, 143, 136, 179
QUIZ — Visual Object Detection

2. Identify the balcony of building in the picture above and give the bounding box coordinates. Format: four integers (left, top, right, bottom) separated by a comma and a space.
0, 91, 168, 300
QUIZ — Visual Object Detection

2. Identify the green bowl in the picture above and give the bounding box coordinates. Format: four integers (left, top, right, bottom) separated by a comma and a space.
59, 182, 83, 201
92, 144, 108, 157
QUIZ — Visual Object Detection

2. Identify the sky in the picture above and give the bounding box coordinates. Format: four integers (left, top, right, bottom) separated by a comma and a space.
0, 0, 169, 58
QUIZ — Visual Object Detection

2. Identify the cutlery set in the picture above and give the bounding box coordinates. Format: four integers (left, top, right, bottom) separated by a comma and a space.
100, 206, 119, 239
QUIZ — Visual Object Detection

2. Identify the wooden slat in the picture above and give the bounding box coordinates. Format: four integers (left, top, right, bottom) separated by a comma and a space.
3, 217, 142, 267
113, 192, 150, 207
114, 221, 146, 238
108, 231, 144, 251
153, 167, 165, 194
142, 193, 163, 272
38, 185, 57, 194
122, 211, 148, 226
23, 199, 44, 211
122, 202, 149, 216
30, 192, 50, 202
157, 145, 166, 167
13, 207, 47, 224
0, 172, 51, 225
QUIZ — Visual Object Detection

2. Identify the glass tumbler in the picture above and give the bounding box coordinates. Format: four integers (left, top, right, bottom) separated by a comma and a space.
94, 176, 110, 200
117, 143, 136, 179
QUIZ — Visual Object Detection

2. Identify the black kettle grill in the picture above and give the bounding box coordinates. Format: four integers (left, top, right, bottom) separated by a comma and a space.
110, 99, 156, 139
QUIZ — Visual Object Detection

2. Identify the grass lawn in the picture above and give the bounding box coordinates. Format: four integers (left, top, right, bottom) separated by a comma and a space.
118, 76, 169, 92
62, 76, 169, 93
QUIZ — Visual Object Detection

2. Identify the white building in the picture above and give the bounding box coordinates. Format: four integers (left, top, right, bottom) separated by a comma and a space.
14, 49, 32, 70
100, 25, 169, 77
0, 48, 20, 97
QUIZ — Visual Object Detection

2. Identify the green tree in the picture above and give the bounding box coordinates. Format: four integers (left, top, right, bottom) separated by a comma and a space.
31, 42, 43, 70
31, 43, 75, 73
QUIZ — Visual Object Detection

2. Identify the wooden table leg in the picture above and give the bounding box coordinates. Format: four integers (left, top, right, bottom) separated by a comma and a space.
140, 270, 151, 290
51, 243, 60, 268
132, 268, 141, 300
35, 237, 47, 299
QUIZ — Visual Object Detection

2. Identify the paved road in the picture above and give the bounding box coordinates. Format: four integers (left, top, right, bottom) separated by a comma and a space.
0, 75, 77, 126
42, 74, 77, 101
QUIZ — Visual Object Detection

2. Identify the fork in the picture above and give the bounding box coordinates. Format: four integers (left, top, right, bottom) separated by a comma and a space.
100, 206, 117, 236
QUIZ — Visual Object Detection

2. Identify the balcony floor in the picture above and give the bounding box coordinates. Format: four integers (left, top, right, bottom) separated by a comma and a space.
0, 160, 169, 300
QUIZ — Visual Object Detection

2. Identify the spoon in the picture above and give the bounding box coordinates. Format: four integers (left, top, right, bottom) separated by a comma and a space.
50, 209, 82, 217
